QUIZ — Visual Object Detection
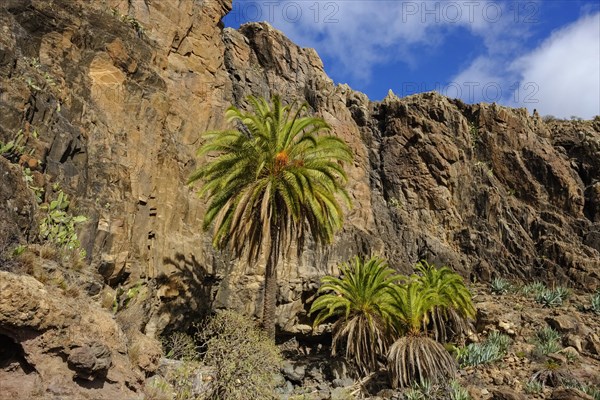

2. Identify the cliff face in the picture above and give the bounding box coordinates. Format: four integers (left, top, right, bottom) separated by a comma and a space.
0, 0, 599, 374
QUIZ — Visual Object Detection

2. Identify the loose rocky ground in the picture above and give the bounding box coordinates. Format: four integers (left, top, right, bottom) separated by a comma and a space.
146, 282, 600, 400
2, 246, 599, 400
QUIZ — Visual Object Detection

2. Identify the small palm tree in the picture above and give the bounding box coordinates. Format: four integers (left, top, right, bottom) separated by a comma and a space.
310, 256, 400, 375
189, 95, 352, 338
387, 281, 457, 388
414, 261, 475, 342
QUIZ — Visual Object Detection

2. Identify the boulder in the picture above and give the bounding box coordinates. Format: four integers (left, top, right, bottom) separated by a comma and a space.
545, 315, 586, 335
67, 343, 112, 380
492, 388, 527, 400
550, 388, 594, 400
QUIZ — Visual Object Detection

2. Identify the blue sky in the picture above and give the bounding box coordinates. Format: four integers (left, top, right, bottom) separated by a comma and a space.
224, 1, 600, 119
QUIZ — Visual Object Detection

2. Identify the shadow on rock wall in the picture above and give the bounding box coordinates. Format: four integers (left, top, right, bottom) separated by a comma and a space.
156, 253, 222, 333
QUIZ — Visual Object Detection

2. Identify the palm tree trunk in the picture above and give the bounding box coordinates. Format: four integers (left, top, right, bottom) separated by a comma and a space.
261, 242, 278, 340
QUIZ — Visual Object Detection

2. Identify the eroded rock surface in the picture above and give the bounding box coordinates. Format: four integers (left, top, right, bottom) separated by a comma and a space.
0, 0, 599, 397
0, 271, 151, 399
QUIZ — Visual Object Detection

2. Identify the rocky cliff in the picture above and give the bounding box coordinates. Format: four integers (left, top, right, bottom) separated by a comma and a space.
1, 0, 599, 397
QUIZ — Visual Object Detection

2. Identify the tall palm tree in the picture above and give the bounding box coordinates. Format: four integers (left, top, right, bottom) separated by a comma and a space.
413, 260, 476, 342
310, 256, 400, 375
387, 281, 458, 387
188, 95, 352, 338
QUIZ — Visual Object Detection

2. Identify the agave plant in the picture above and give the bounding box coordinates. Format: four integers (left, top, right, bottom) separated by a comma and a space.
524, 379, 543, 394
490, 277, 512, 295
535, 288, 567, 307
532, 326, 562, 356
521, 281, 546, 296
457, 331, 511, 367
387, 281, 457, 387
449, 380, 472, 400
404, 379, 436, 399
310, 256, 400, 374
414, 261, 476, 342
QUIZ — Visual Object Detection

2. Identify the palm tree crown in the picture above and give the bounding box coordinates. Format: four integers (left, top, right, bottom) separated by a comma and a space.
310, 256, 400, 375
388, 280, 439, 336
413, 260, 475, 341
189, 95, 352, 337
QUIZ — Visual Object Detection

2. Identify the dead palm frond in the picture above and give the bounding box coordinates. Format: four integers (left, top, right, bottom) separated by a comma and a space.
387, 335, 457, 388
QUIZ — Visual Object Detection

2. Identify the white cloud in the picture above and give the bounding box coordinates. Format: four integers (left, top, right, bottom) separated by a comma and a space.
510, 12, 600, 119
233, 1, 599, 118
450, 56, 517, 103
251, 0, 532, 82
450, 11, 600, 119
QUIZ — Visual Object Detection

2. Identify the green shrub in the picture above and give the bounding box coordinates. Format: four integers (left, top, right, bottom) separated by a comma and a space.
0, 130, 27, 159
39, 190, 87, 254
144, 361, 204, 400
169, 362, 202, 400
554, 286, 571, 300
403, 380, 436, 400
563, 380, 600, 400
564, 350, 578, 363
402, 380, 471, 400
457, 331, 511, 367
582, 385, 600, 400
144, 376, 174, 400
490, 278, 512, 295
404, 388, 425, 400
449, 380, 471, 400
412, 380, 434, 398
197, 311, 282, 400
524, 379, 543, 394
590, 291, 600, 315
521, 281, 546, 296
162, 332, 197, 361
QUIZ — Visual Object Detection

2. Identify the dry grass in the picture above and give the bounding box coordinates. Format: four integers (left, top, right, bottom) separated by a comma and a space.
128, 342, 141, 366
64, 284, 81, 298
31, 265, 49, 284
17, 250, 37, 275
61, 248, 86, 271
100, 289, 116, 311
143, 377, 174, 400
39, 244, 58, 260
